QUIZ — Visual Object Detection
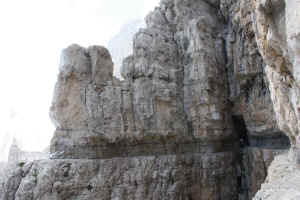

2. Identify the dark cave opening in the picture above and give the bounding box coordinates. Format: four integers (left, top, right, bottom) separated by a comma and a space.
232, 115, 249, 148
232, 115, 249, 200
232, 114, 291, 200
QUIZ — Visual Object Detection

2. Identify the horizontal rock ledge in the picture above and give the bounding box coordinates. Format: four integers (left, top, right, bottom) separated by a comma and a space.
50, 131, 238, 159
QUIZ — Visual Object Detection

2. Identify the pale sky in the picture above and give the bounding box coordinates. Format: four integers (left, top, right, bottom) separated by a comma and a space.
0, 0, 159, 160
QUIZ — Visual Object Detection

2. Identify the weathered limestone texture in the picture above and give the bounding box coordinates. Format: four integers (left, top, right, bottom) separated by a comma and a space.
241, 148, 287, 199
2, 0, 299, 199
254, 153, 300, 200
50, 0, 236, 160
221, 0, 280, 138
252, 0, 300, 154
1, 154, 237, 200
250, 0, 300, 199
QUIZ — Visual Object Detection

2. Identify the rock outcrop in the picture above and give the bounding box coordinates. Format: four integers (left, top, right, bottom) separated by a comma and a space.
251, 0, 300, 199
252, 0, 300, 161
47, 38, 238, 199
254, 152, 300, 200
1, 0, 299, 200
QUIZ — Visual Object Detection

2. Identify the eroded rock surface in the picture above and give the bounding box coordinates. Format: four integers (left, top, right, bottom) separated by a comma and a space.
50, 0, 236, 160
251, 0, 300, 160
254, 153, 300, 200
251, 0, 300, 199
1, 0, 299, 199
2, 154, 237, 200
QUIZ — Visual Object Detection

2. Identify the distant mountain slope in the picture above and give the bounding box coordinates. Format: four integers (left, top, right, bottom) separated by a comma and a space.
108, 19, 145, 78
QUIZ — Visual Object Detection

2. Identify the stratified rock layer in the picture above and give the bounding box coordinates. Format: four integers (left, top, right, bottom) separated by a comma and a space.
1, 154, 237, 200
50, 0, 236, 160
1, 0, 299, 200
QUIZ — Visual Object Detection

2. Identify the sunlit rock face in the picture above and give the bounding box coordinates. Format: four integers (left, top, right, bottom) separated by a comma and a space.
252, 0, 300, 158
1, 0, 300, 199
49, 1, 236, 160
46, 2, 239, 197
250, 0, 300, 199
253, 152, 300, 200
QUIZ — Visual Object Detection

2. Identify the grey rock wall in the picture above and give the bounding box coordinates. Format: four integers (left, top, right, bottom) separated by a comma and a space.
251, 0, 300, 159
1, 0, 298, 199
251, 0, 300, 199
2, 154, 237, 200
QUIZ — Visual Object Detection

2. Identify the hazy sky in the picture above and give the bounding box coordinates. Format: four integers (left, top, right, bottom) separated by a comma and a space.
0, 0, 159, 158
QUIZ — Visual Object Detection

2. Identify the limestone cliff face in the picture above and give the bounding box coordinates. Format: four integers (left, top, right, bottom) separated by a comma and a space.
0, 0, 298, 200
251, 0, 300, 199
251, 0, 300, 158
